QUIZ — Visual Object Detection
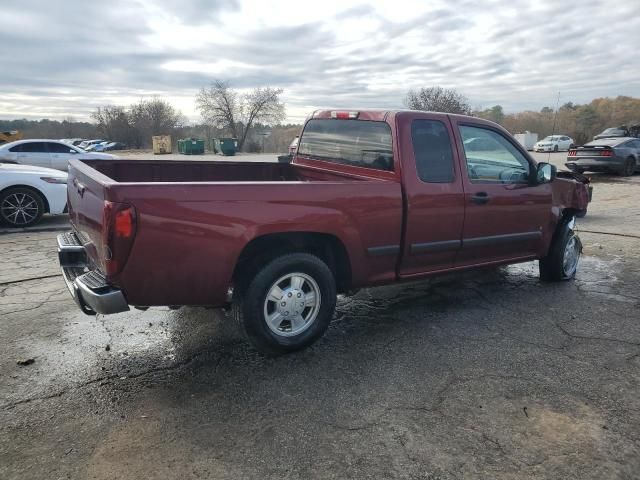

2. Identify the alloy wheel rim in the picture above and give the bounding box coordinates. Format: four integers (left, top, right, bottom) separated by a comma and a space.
562, 236, 580, 277
1, 193, 39, 225
263, 272, 321, 337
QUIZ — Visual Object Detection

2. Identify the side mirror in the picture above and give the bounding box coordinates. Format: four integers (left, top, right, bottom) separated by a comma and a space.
536, 162, 556, 184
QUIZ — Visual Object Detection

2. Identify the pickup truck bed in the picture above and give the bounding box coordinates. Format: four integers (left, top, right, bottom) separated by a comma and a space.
82, 159, 360, 183
59, 109, 589, 355
64, 158, 402, 310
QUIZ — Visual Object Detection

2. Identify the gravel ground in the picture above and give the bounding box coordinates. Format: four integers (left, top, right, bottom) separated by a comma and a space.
1, 155, 639, 479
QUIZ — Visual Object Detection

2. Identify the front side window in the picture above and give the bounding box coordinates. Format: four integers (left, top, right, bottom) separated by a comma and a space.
411, 119, 455, 183
298, 119, 393, 171
47, 142, 75, 153
459, 125, 531, 184
9, 144, 23, 153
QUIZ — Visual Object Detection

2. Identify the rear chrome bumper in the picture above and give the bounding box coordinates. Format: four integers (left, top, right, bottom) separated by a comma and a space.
57, 232, 129, 315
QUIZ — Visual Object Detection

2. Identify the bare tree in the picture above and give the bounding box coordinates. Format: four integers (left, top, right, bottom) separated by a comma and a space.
91, 105, 132, 143
404, 86, 472, 115
129, 98, 185, 148
91, 99, 184, 148
196, 80, 285, 151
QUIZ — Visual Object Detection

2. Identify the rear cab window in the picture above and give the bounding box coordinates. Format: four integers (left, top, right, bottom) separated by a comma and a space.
298, 119, 393, 171
411, 119, 455, 183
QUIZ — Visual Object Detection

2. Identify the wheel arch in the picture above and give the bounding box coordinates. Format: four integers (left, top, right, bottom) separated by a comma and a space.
232, 231, 352, 294
0, 184, 49, 213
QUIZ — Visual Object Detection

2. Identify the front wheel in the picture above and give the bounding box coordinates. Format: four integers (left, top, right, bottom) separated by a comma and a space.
0, 187, 44, 227
233, 253, 337, 355
539, 221, 582, 281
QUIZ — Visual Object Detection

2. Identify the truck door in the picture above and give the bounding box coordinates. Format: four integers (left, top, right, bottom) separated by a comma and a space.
398, 113, 465, 277
452, 121, 552, 266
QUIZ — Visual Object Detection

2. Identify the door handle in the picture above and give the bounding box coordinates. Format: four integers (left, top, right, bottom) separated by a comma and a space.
73, 178, 86, 197
471, 192, 490, 204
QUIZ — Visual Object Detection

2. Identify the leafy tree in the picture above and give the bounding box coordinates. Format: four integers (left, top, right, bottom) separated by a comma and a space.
404, 86, 472, 115
196, 80, 286, 151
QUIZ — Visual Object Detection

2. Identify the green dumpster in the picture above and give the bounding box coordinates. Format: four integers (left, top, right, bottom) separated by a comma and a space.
178, 138, 205, 155
214, 137, 238, 156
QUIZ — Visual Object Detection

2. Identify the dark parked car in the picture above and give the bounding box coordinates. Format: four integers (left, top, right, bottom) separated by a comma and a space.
566, 137, 640, 176
593, 125, 640, 140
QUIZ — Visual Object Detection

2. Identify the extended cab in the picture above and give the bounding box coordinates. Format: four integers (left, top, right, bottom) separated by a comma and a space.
58, 110, 590, 354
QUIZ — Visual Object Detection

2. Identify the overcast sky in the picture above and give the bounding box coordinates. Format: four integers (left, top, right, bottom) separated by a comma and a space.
1, 0, 639, 123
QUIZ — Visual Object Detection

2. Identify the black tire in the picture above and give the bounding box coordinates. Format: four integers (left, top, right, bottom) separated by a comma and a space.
619, 157, 636, 177
539, 220, 582, 281
0, 187, 44, 228
553, 144, 559, 152
232, 253, 337, 355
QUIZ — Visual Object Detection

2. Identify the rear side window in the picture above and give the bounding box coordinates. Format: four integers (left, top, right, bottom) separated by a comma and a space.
18, 142, 47, 153
411, 119, 455, 183
298, 119, 393, 171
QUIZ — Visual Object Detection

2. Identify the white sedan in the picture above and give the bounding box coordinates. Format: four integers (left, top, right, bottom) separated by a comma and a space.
0, 139, 117, 171
0, 163, 68, 227
533, 135, 575, 152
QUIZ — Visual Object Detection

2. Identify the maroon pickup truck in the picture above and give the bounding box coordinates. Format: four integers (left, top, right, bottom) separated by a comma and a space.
58, 110, 590, 354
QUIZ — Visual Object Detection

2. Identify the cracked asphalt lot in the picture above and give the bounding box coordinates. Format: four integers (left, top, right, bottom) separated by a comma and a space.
1, 173, 640, 480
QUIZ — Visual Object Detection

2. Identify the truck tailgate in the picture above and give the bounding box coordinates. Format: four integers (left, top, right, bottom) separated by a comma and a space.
67, 160, 110, 273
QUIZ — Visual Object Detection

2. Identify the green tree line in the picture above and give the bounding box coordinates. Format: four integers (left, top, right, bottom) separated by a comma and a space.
3, 90, 640, 150
476, 96, 640, 144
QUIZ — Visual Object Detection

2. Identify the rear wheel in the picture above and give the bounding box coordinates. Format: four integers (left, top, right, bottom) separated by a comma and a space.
232, 253, 337, 355
619, 157, 636, 177
0, 187, 44, 227
539, 220, 581, 281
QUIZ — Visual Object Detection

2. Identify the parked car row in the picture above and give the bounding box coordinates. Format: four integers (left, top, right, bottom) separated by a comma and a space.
61, 138, 127, 151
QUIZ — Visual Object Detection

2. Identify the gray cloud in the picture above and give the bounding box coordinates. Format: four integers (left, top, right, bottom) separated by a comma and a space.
0, 0, 639, 122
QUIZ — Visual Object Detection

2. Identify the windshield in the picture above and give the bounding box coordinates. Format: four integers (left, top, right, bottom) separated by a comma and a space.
600, 128, 625, 135
298, 119, 393, 171
542, 136, 559, 141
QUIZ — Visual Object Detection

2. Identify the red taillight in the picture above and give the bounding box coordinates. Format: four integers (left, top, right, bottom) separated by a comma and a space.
568, 150, 576, 156
102, 201, 137, 276
114, 209, 134, 237
601, 150, 613, 157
